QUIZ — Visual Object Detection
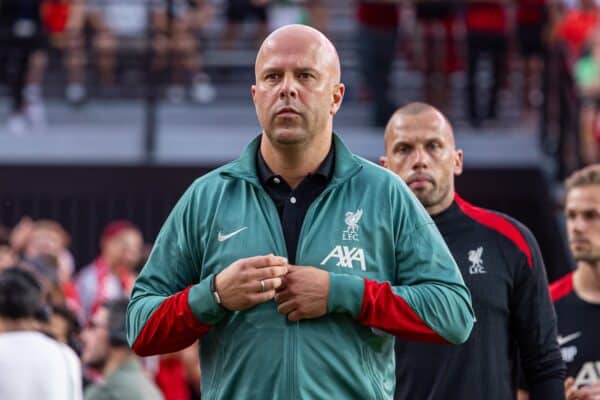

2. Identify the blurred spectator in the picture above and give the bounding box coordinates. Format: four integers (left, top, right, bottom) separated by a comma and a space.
81, 298, 163, 400
465, 0, 509, 127
266, 0, 328, 33
76, 220, 143, 320
268, 0, 311, 30
10, 218, 73, 273
23, 219, 71, 260
153, 0, 217, 104
0, 246, 16, 271
9, 216, 34, 254
222, 0, 270, 49
575, 29, 600, 163
304, 0, 328, 33
413, 0, 461, 109
0, 267, 83, 400
32, 0, 88, 105
0, 226, 18, 270
156, 343, 201, 400
355, 0, 400, 127
21, 253, 67, 306
9, 218, 82, 311
45, 303, 83, 355
549, 0, 600, 167
554, 0, 599, 66
18, 0, 86, 126
516, 0, 548, 110
86, 0, 153, 89
56, 248, 82, 311
0, 0, 47, 135
86, 0, 215, 103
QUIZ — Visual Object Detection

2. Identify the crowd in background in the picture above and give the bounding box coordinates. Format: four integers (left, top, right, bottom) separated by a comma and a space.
1, 0, 600, 172
0, 218, 200, 399
355, 0, 600, 170
1, 2, 600, 397
0, 0, 326, 132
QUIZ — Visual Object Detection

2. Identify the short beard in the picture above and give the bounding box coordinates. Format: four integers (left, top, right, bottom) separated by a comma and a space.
574, 254, 600, 265
416, 182, 450, 211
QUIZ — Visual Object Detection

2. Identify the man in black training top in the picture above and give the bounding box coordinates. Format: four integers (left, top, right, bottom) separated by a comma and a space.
380, 102, 565, 399
520, 165, 600, 400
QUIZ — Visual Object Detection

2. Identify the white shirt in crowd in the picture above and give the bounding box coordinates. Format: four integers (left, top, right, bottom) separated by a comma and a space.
0, 331, 83, 400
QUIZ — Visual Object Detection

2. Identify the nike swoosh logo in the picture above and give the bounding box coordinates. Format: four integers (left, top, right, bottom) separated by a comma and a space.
217, 227, 247, 242
557, 332, 581, 347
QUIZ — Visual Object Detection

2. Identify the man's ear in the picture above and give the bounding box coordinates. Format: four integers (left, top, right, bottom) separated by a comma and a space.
379, 156, 388, 168
330, 83, 345, 116
454, 149, 464, 176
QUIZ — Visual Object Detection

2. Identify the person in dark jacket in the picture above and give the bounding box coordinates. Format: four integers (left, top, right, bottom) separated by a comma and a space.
381, 102, 566, 400
519, 164, 600, 399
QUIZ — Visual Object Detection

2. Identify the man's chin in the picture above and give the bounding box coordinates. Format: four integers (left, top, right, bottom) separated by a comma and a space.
412, 190, 436, 206
573, 251, 600, 264
268, 129, 308, 146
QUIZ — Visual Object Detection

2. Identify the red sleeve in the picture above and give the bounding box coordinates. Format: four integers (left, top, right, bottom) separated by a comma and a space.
132, 287, 212, 356
357, 279, 448, 344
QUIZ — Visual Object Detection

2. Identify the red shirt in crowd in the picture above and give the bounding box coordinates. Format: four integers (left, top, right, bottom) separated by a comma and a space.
466, 1, 507, 33
356, 1, 400, 29
156, 357, 191, 400
41, 0, 70, 33
517, 0, 547, 25
556, 9, 600, 58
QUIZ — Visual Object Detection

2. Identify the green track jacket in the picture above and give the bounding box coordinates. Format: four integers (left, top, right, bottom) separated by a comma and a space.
127, 134, 474, 399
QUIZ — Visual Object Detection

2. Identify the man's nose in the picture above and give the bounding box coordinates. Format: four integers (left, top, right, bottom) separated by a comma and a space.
279, 74, 298, 99
571, 216, 586, 233
412, 148, 428, 169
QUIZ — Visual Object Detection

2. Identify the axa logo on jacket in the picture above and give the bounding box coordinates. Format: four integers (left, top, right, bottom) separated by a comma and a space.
321, 209, 367, 271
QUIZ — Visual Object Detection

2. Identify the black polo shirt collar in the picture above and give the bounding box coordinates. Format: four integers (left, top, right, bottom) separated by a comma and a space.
256, 141, 335, 186
256, 139, 335, 264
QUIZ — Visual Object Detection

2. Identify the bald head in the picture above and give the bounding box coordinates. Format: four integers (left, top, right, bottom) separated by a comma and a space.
251, 23, 346, 155
384, 103, 455, 152
255, 24, 341, 84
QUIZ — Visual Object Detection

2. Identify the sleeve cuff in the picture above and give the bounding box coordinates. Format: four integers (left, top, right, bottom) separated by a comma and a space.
328, 273, 365, 318
188, 274, 229, 325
